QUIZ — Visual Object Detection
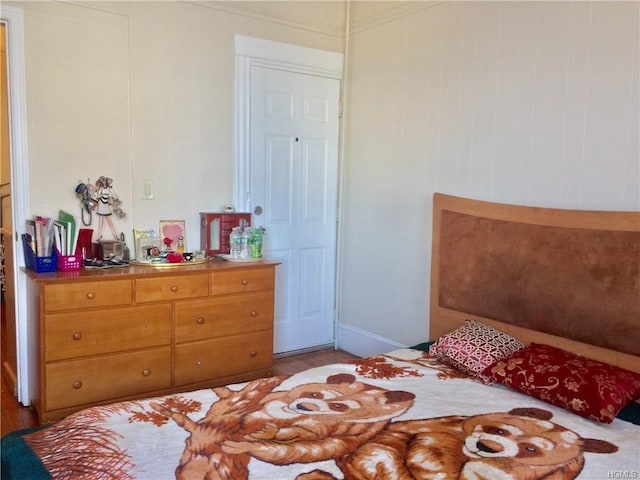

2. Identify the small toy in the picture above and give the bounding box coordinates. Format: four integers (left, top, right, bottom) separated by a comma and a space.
95, 176, 127, 240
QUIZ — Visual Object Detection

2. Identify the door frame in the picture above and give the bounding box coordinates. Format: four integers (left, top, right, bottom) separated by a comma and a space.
1, 5, 31, 404
233, 35, 343, 212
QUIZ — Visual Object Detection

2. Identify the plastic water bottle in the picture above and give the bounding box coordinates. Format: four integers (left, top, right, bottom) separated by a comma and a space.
240, 227, 251, 258
230, 227, 242, 258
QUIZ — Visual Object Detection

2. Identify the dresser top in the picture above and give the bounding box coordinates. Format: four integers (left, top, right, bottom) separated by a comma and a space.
23, 258, 279, 283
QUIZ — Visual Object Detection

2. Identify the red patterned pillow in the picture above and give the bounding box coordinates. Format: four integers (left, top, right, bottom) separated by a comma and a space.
482, 343, 640, 424
429, 320, 525, 384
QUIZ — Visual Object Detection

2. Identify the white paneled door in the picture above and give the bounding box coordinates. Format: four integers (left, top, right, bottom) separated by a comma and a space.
250, 65, 340, 353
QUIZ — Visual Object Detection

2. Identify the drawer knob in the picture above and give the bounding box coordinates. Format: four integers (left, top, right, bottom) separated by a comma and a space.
72, 381, 83, 389
171, 285, 179, 293
241, 279, 248, 285
86, 292, 95, 300
250, 350, 257, 358
250, 311, 258, 317
142, 369, 151, 377
196, 317, 205, 325
196, 360, 202, 366
72, 331, 82, 341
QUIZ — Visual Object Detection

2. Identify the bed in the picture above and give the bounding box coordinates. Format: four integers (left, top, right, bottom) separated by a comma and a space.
2, 193, 639, 480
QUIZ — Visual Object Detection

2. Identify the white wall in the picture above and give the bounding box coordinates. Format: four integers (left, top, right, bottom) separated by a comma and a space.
19, 2, 131, 239
338, 1, 639, 356
8, 0, 343, 248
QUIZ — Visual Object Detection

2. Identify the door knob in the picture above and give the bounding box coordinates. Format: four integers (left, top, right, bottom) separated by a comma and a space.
254, 205, 263, 215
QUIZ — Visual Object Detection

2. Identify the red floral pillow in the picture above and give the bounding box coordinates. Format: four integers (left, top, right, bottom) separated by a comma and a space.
482, 343, 640, 424
429, 320, 525, 384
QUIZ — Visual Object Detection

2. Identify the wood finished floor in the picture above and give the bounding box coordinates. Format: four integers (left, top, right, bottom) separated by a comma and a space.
1, 347, 359, 437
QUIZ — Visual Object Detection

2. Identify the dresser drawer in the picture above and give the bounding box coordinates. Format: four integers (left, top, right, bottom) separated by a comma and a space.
175, 292, 273, 344
45, 347, 171, 411
43, 279, 132, 312
135, 273, 209, 303
174, 330, 273, 386
211, 267, 275, 296
44, 304, 172, 362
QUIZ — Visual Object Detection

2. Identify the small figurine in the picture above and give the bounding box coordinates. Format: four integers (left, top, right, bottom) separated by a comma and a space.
94, 176, 126, 240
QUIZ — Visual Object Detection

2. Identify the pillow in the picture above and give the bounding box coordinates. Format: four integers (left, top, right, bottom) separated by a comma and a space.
429, 320, 525, 383
482, 343, 640, 424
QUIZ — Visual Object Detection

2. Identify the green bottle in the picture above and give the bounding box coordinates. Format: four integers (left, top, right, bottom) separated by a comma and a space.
250, 227, 264, 259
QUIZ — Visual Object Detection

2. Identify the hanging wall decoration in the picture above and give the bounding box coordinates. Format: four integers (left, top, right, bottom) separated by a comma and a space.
74, 176, 127, 240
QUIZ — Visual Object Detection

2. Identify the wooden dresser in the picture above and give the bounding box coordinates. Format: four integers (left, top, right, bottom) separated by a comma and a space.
24, 259, 278, 423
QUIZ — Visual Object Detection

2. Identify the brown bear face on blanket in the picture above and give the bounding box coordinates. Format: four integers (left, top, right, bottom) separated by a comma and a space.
250, 372, 417, 423
458, 407, 618, 479
300, 407, 618, 480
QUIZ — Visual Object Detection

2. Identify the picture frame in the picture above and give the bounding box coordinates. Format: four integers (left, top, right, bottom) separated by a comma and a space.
159, 219, 186, 251
133, 227, 161, 259
138, 236, 163, 259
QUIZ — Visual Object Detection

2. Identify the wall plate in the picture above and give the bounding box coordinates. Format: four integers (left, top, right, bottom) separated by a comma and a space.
140, 179, 154, 200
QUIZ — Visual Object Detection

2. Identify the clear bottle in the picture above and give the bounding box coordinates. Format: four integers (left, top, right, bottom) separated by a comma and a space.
230, 227, 242, 258
240, 227, 251, 259
177, 236, 185, 254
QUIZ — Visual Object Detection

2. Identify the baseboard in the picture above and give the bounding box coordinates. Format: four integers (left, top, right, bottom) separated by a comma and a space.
273, 344, 335, 359
336, 323, 406, 358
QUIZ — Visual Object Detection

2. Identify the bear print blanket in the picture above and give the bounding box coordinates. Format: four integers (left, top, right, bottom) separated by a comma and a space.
3, 349, 639, 479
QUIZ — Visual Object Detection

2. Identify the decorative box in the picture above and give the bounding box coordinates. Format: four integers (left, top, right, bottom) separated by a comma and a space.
199, 212, 251, 256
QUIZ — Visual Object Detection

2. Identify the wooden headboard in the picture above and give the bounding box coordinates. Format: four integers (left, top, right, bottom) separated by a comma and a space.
430, 193, 640, 373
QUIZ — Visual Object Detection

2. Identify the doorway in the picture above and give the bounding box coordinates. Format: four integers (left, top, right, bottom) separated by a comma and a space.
1, 6, 31, 405
1, 22, 18, 395
234, 36, 343, 354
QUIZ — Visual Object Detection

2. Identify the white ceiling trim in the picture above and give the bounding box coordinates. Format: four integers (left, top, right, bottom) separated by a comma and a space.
349, 2, 445, 34
187, 1, 345, 38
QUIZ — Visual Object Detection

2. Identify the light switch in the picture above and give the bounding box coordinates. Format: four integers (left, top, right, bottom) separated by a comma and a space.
140, 179, 154, 200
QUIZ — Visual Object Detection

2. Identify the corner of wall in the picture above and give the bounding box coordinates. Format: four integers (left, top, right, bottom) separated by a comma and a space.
336, 323, 406, 357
